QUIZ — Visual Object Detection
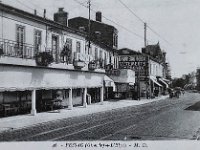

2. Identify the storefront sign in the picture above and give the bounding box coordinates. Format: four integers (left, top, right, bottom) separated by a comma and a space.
119, 61, 147, 70
105, 69, 120, 76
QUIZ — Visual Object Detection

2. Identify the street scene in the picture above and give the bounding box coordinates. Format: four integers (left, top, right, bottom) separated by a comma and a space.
0, 92, 200, 141
0, 0, 200, 146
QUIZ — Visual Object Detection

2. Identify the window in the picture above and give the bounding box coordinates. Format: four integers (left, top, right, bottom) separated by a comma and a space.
16, 25, 25, 56
104, 52, 107, 65
76, 41, 81, 53
52, 35, 59, 62
150, 64, 152, 75
89, 47, 92, 55
65, 38, 72, 63
100, 50, 103, 60
113, 34, 118, 47
34, 29, 42, 54
95, 47, 98, 60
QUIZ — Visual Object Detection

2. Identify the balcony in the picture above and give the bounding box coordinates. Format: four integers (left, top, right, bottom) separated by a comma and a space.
88, 61, 97, 70
0, 39, 35, 59
74, 52, 94, 63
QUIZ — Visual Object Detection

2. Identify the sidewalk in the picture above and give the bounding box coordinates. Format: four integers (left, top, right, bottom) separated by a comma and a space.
0, 95, 168, 133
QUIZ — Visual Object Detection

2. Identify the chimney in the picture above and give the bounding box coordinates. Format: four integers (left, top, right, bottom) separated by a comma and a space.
54, 8, 68, 26
34, 9, 37, 15
43, 9, 46, 18
96, 11, 102, 22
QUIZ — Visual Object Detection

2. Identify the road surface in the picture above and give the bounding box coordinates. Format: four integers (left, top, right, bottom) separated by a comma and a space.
0, 92, 200, 141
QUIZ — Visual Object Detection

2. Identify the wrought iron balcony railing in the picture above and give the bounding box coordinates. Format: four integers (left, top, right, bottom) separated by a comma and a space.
0, 39, 36, 59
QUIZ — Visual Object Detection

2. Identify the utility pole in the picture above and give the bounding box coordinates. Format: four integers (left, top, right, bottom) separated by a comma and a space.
87, 0, 91, 55
144, 22, 147, 47
144, 22, 150, 99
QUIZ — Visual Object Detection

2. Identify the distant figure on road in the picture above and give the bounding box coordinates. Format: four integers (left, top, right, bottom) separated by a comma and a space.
168, 88, 173, 98
174, 87, 181, 98
182, 89, 185, 95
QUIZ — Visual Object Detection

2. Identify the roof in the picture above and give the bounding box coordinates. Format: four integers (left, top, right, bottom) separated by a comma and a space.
118, 48, 142, 55
0, 3, 86, 37
68, 17, 117, 31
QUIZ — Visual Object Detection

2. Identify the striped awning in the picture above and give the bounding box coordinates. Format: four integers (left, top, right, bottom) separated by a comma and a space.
150, 76, 162, 87
158, 78, 169, 88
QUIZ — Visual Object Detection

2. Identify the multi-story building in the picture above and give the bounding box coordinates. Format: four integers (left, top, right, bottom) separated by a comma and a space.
0, 3, 115, 117
69, 12, 135, 100
142, 43, 169, 96
68, 12, 119, 69
118, 43, 169, 99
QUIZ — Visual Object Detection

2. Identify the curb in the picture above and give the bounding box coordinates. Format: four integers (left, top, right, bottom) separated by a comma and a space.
0, 95, 169, 133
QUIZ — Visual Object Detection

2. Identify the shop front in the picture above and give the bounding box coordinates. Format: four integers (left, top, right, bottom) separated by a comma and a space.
150, 76, 163, 97
104, 75, 116, 100
0, 64, 104, 117
157, 77, 169, 95
109, 69, 135, 99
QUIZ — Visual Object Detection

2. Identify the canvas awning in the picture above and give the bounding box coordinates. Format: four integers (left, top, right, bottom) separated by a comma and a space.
104, 75, 116, 91
0, 65, 104, 92
158, 78, 169, 88
150, 76, 162, 87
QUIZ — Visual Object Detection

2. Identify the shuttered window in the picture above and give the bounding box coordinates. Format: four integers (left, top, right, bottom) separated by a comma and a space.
66, 38, 72, 63
34, 29, 42, 54
16, 25, 25, 56
76, 41, 81, 53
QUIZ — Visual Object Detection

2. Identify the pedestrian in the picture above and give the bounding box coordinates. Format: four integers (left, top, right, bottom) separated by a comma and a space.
182, 89, 185, 95
146, 89, 150, 99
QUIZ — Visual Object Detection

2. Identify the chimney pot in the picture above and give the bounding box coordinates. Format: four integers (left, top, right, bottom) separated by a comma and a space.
59, 8, 64, 12
34, 9, 37, 15
54, 8, 68, 26
96, 11, 102, 22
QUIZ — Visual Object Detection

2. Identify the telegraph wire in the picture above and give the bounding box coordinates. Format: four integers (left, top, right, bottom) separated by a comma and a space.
117, 0, 172, 46
15, 0, 52, 19
118, 0, 145, 24
146, 25, 172, 45
72, 0, 154, 43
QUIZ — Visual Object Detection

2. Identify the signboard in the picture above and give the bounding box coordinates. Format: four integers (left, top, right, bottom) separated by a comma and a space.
105, 69, 120, 76
120, 55, 146, 61
117, 83, 129, 92
119, 61, 147, 70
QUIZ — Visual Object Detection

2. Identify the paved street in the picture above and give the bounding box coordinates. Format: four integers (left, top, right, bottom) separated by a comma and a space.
0, 92, 200, 141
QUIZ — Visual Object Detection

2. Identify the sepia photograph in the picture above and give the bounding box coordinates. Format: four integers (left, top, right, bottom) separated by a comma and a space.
0, 0, 200, 149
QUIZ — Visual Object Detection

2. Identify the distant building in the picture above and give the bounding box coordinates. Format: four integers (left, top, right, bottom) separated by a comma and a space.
196, 69, 200, 91
118, 44, 169, 99
68, 12, 118, 50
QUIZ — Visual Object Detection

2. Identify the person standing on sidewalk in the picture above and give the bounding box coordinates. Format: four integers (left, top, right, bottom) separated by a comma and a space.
146, 88, 150, 99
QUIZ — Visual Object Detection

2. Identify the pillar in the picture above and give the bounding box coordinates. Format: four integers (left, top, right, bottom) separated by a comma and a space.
68, 88, 73, 110
83, 88, 87, 108
31, 90, 37, 116
100, 87, 104, 105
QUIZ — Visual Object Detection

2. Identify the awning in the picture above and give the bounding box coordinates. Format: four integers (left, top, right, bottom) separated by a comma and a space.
0, 64, 104, 92
104, 75, 116, 91
150, 76, 162, 87
158, 78, 169, 88
162, 78, 171, 83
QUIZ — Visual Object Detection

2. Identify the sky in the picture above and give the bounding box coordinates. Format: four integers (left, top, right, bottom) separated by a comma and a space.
2, 0, 200, 78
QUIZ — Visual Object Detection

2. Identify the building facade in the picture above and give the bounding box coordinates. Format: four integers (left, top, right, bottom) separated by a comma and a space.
0, 3, 116, 117
118, 45, 168, 99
